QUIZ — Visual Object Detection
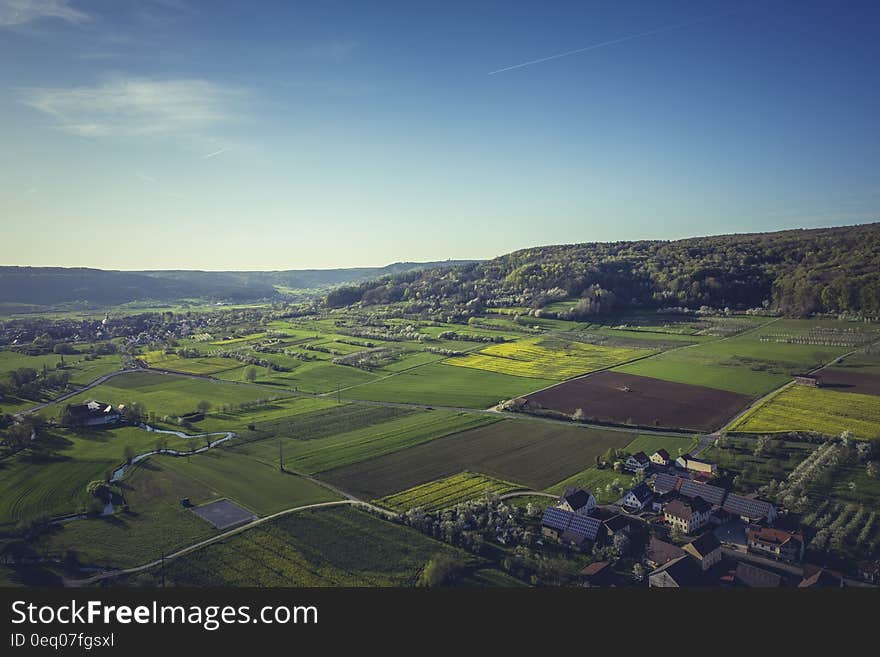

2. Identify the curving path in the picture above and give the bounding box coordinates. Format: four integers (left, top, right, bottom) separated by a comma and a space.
65, 499, 396, 587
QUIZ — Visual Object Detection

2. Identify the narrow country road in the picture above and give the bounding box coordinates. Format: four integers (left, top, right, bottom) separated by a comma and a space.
15, 367, 142, 418
65, 499, 397, 587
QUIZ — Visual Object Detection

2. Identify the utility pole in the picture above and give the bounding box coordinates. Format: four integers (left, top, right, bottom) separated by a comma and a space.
337, 383, 341, 404
278, 437, 284, 472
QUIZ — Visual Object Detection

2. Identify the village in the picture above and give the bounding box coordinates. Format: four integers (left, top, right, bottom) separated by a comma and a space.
540, 448, 873, 587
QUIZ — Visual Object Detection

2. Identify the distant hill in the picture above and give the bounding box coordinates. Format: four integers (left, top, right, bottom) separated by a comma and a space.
323, 223, 880, 317
0, 261, 476, 308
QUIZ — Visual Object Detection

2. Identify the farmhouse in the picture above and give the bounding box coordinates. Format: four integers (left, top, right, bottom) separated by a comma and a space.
648, 555, 701, 588
676, 454, 717, 476
624, 451, 650, 473
622, 482, 653, 511
64, 400, 122, 427
556, 487, 597, 516
664, 497, 712, 534
644, 536, 687, 570
682, 532, 722, 571
650, 449, 671, 466
747, 526, 804, 562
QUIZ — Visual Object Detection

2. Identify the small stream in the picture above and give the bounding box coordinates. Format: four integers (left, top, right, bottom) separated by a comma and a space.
109, 423, 236, 482
50, 423, 237, 525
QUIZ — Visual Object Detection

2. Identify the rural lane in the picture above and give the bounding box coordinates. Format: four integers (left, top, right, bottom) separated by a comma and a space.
65, 499, 397, 587
14, 367, 143, 418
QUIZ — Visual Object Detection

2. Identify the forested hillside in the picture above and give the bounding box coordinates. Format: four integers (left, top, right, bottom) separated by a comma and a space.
0, 261, 474, 308
326, 223, 880, 318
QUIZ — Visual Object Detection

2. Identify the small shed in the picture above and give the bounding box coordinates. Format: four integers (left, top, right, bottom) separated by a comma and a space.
794, 374, 818, 387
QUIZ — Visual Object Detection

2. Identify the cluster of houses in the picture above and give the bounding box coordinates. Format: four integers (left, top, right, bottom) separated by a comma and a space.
622, 449, 716, 477
539, 447, 854, 587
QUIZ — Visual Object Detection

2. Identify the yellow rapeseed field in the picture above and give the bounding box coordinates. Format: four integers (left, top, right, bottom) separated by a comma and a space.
446, 337, 650, 380
731, 385, 880, 439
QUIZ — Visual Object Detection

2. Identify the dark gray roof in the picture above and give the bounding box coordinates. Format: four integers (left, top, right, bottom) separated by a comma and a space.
650, 555, 702, 587
626, 482, 653, 505
629, 451, 649, 464
604, 514, 631, 533
652, 473, 681, 494
679, 479, 726, 505
568, 513, 603, 541
562, 488, 593, 511
541, 507, 571, 532
685, 532, 721, 558
722, 493, 775, 520
542, 507, 602, 541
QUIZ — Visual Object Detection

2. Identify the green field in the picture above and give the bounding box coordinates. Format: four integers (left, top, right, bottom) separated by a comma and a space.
159, 506, 463, 586
161, 450, 340, 515
620, 434, 700, 460
832, 350, 880, 376
546, 466, 632, 503
0, 426, 202, 529
447, 336, 650, 380
36, 450, 339, 569
729, 385, 880, 439
0, 349, 121, 387
217, 359, 380, 393
235, 409, 499, 474
47, 371, 284, 420
342, 362, 553, 408
320, 420, 632, 499
143, 351, 244, 375
190, 396, 340, 433
376, 472, 521, 513
36, 458, 219, 569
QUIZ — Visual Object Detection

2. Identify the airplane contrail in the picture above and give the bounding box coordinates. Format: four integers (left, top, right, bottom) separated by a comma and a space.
202, 147, 227, 159
488, 12, 733, 75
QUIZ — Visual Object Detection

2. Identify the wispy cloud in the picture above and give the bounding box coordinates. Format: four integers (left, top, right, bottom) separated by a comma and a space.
0, 0, 89, 27
19, 77, 243, 137
201, 147, 227, 159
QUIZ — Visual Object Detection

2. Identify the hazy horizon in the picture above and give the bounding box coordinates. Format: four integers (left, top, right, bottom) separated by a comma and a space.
1, 218, 876, 272
3, 0, 879, 270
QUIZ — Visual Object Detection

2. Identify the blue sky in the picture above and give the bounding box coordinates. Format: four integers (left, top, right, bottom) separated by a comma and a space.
1, 0, 878, 270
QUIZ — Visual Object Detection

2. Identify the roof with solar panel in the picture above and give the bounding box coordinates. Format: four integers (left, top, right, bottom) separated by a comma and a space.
722, 493, 776, 520
679, 479, 726, 505
652, 473, 682, 494
541, 507, 572, 531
